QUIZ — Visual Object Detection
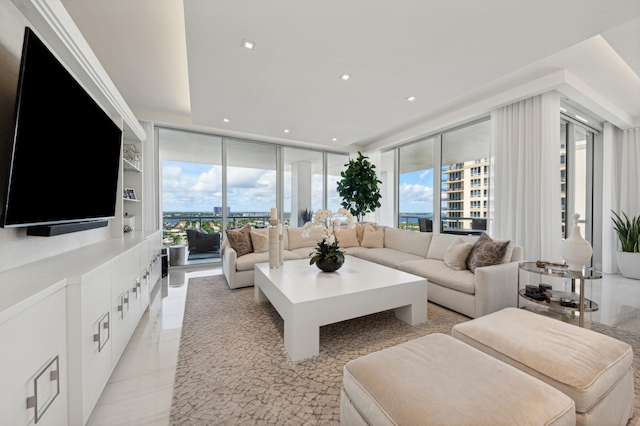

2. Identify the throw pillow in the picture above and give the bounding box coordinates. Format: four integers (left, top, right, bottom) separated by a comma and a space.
361, 224, 384, 248
427, 233, 460, 261
466, 232, 510, 273
355, 222, 377, 245
336, 227, 360, 248
250, 229, 269, 253
444, 237, 474, 271
225, 224, 253, 257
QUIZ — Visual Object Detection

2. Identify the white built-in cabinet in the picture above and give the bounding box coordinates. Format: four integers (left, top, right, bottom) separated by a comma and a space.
0, 287, 69, 426
0, 2, 164, 423
0, 231, 163, 425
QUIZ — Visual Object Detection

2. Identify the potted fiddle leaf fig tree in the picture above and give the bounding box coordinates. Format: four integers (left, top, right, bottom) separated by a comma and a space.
336, 151, 382, 221
612, 211, 640, 279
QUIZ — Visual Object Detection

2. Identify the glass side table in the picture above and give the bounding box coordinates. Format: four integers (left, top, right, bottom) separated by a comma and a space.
517, 261, 602, 327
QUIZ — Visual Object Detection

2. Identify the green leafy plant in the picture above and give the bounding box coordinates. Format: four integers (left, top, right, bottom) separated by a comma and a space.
310, 239, 346, 265
612, 211, 640, 252
336, 151, 382, 221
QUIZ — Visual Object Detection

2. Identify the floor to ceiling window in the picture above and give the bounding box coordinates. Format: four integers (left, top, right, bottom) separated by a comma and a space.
158, 127, 349, 265
392, 119, 490, 234
226, 139, 277, 229
159, 128, 223, 262
327, 153, 350, 212
398, 138, 434, 231
283, 148, 323, 227
441, 120, 491, 234
560, 117, 595, 244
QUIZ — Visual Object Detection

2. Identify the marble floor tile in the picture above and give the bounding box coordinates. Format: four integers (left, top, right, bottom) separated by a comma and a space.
87, 264, 640, 425
86, 264, 221, 426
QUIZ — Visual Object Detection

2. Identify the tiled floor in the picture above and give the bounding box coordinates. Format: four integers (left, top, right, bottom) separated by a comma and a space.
86, 264, 220, 426
86, 264, 640, 426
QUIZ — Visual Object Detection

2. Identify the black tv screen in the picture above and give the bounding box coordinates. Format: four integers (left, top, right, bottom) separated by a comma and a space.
1, 28, 122, 228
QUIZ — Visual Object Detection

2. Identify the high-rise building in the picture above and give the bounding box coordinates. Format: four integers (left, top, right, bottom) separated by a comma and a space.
214, 207, 231, 217
441, 158, 489, 232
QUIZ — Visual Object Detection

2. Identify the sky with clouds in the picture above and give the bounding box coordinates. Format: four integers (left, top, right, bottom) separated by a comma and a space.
162, 160, 434, 214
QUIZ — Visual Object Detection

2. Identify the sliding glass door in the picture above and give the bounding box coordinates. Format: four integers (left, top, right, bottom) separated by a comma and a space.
159, 128, 223, 262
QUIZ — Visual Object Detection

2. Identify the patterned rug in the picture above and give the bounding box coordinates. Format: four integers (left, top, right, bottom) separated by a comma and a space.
170, 275, 640, 425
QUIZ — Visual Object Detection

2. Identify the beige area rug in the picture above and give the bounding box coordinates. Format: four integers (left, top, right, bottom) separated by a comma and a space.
170, 275, 640, 425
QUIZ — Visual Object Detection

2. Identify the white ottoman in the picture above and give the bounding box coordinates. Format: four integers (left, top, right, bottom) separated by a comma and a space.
452, 307, 634, 426
341, 333, 575, 426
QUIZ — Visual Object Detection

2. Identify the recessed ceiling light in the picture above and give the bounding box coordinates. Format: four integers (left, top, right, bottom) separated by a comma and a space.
406, 96, 416, 101
284, 129, 290, 133
340, 74, 351, 81
223, 118, 229, 122
242, 39, 255, 50
332, 138, 338, 141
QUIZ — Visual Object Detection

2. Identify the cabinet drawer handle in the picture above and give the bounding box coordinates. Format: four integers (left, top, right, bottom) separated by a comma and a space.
26, 356, 60, 423
93, 312, 110, 351
118, 291, 130, 318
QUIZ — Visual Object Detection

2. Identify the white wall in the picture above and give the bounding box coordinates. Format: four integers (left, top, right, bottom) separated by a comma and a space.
0, 1, 113, 273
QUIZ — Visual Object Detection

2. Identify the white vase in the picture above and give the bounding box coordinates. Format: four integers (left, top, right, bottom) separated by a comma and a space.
560, 213, 592, 271
616, 252, 640, 280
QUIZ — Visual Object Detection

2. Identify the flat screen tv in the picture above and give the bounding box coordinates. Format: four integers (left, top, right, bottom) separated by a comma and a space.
1, 28, 122, 234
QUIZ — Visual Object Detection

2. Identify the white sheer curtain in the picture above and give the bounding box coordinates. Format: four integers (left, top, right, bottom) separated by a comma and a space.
491, 91, 562, 261
618, 128, 640, 216
603, 126, 640, 273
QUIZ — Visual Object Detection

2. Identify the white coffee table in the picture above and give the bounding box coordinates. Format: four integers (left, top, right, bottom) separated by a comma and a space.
254, 257, 428, 361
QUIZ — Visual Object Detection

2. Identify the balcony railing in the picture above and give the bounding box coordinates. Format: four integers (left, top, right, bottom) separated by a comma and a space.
399, 215, 487, 235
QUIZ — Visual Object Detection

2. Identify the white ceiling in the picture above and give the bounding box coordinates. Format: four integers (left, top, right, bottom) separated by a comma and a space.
60, 0, 640, 153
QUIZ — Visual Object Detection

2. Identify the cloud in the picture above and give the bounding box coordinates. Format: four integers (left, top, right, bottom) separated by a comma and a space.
399, 183, 433, 212
192, 167, 222, 193
419, 169, 432, 180
163, 163, 222, 211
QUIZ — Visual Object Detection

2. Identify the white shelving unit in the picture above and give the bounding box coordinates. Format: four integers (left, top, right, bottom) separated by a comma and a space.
122, 138, 144, 234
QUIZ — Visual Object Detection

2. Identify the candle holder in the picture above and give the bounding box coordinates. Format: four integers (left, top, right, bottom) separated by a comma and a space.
268, 221, 282, 268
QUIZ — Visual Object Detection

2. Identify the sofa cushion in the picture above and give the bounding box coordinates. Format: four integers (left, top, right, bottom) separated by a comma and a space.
427, 233, 476, 261
466, 233, 510, 273
250, 228, 269, 253
342, 246, 371, 257
225, 224, 253, 257
361, 225, 384, 248
336, 227, 359, 248
290, 247, 315, 258
351, 248, 425, 269
287, 227, 325, 249
236, 250, 303, 271
343, 333, 576, 426
451, 308, 634, 415
444, 237, 473, 271
399, 259, 475, 294
384, 227, 432, 258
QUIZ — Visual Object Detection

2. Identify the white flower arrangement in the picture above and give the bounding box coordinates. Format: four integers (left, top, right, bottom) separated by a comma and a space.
301, 208, 355, 265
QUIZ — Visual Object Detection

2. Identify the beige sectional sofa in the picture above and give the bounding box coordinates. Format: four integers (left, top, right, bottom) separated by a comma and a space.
222, 225, 523, 318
